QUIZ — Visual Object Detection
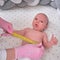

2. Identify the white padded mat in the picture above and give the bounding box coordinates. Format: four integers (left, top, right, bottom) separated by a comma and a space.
0, 6, 60, 60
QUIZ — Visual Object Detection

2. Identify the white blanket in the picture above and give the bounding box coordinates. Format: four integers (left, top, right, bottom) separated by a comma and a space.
0, 6, 60, 60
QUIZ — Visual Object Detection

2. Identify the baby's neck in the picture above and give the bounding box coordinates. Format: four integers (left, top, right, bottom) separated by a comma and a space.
32, 28, 43, 32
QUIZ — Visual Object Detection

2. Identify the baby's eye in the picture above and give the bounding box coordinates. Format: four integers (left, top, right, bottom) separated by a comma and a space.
35, 18, 38, 20
40, 21, 43, 23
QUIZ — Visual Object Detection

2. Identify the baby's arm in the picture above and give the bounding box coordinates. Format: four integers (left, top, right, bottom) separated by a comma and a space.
1, 29, 25, 36
14, 29, 28, 45
14, 28, 30, 35
0, 48, 15, 60
6, 48, 15, 60
1, 28, 27, 36
14, 28, 30, 45
14, 29, 26, 36
42, 32, 58, 48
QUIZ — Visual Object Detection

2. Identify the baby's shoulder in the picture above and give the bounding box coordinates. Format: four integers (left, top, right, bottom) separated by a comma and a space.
24, 28, 31, 31
42, 32, 47, 36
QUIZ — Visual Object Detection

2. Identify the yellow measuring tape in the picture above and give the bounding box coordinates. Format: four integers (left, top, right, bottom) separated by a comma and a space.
12, 32, 38, 44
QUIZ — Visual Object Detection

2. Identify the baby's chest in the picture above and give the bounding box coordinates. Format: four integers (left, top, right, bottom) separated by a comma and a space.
25, 31, 43, 41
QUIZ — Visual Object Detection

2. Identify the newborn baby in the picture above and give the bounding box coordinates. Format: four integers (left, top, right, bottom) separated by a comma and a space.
0, 13, 58, 60
14, 13, 57, 46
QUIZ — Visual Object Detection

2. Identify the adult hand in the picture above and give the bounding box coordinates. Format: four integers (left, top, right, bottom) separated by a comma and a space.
0, 17, 13, 34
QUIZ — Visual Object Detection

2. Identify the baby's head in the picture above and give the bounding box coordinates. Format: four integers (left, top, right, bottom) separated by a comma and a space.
32, 13, 49, 31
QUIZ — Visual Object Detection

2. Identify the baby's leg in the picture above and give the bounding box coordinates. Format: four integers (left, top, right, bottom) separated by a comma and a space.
6, 48, 15, 60
0, 48, 15, 60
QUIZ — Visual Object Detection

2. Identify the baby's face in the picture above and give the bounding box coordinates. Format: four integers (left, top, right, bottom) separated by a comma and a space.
32, 13, 48, 31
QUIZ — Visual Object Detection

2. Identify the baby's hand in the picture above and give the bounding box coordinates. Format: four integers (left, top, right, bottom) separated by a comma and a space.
51, 35, 58, 45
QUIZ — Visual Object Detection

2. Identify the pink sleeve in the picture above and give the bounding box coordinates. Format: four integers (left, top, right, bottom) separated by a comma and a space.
0, 17, 13, 34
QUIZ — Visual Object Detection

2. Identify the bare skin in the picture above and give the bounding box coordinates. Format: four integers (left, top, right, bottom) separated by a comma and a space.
14, 13, 58, 47
0, 17, 13, 34
6, 48, 15, 60
1, 13, 58, 60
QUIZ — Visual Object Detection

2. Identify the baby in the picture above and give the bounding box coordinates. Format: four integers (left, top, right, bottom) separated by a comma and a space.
0, 13, 58, 60
14, 13, 57, 46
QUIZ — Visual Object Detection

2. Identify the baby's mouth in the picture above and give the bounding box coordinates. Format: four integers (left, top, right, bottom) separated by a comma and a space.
35, 23, 38, 27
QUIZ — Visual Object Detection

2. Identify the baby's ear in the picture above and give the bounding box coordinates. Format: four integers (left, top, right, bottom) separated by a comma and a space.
45, 24, 48, 30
